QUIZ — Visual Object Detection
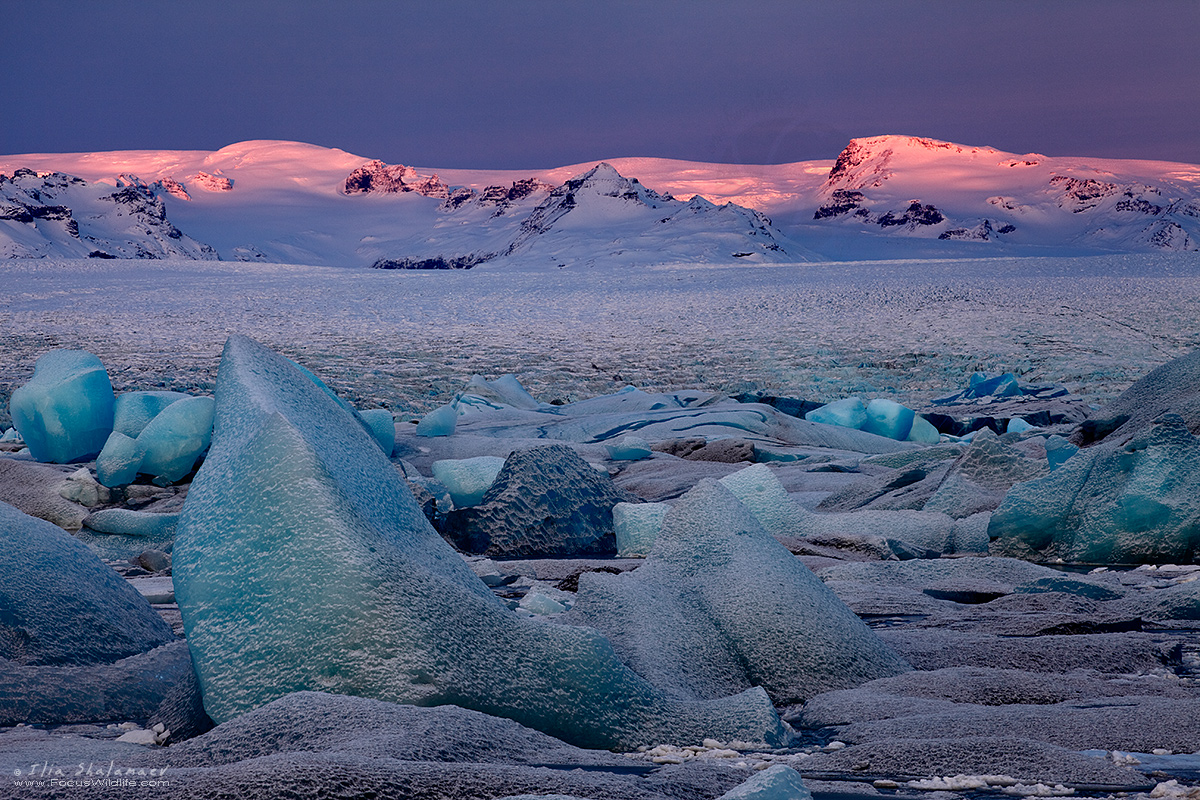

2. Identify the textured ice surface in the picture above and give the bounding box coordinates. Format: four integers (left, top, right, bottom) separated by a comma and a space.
605, 434, 652, 460
113, 390, 190, 438
431, 455, 506, 508
805, 397, 867, 429
95, 431, 144, 487
613, 501, 670, 557
416, 402, 458, 436
0, 640, 191, 725
358, 408, 396, 455
863, 398, 916, 440
135, 395, 214, 482
441, 444, 634, 557
173, 336, 783, 748
78, 508, 180, 558
718, 464, 806, 538
0, 500, 174, 666
567, 480, 910, 705
717, 765, 812, 800
1071, 349, 1200, 446
990, 414, 1200, 563
2, 256, 1198, 427
10, 349, 114, 463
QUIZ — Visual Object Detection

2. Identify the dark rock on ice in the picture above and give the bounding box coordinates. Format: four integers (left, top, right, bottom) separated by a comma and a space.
441, 444, 637, 557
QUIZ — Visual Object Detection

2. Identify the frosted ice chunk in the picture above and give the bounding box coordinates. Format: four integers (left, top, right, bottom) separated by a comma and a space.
519, 591, 567, 615
605, 434, 652, 461
1, 427, 22, 442
862, 398, 915, 441
566, 480, 910, 704
10, 349, 115, 463
460, 374, 541, 410
95, 431, 145, 487
442, 445, 631, 557
431, 455, 506, 508
719, 464, 806, 538
613, 501, 670, 557
1045, 435, 1078, 470
990, 414, 1200, 564
174, 335, 784, 749
136, 395, 215, 483
358, 409, 396, 455
416, 403, 458, 436
1007, 417, 1035, 433
718, 764, 813, 800
805, 397, 867, 430
0, 500, 175, 666
113, 391, 190, 438
907, 413, 941, 444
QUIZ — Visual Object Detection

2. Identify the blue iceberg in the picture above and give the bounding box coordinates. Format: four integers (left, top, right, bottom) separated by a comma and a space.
136, 395, 215, 483
113, 391, 190, 438
10, 350, 115, 463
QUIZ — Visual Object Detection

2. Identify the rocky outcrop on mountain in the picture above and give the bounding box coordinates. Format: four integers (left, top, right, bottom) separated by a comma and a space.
342, 159, 449, 198
190, 171, 233, 192
441, 177, 555, 215
0, 169, 217, 259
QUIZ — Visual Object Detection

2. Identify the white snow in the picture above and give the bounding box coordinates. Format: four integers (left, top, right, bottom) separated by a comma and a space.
4, 136, 1197, 264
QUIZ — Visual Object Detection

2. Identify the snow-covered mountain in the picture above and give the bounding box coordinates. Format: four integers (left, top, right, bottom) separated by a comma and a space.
2, 136, 1197, 264
803, 135, 1200, 254
0, 169, 216, 259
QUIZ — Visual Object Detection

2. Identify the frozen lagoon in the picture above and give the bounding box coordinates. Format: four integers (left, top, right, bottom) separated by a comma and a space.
2, 253, 1200, 426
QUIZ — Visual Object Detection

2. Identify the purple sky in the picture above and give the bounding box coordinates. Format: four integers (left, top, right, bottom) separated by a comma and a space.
4, 1, 1199, 168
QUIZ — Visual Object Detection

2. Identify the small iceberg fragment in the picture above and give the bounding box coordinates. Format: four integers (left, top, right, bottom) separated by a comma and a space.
10, 349, 115, 463
605, 434, 652, 461
135, 395, 215, 483
416, 403, 458, 436
431, 455, 506, 508
718, 764, 813, 800
613, 501, 671, 557
805, 395, 938, 444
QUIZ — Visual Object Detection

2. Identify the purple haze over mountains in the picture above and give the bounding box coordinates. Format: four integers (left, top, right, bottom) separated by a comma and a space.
3, 0, 1199, 168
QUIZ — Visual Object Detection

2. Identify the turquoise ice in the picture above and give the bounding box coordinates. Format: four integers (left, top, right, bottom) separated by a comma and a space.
358, 408, 396, 455
805, 397, 867, 430
136, 395, 215, 483
416, 403, 458, 436
10, 349, 115, 463
112, 391, 190, 438
431, 455, 506, 507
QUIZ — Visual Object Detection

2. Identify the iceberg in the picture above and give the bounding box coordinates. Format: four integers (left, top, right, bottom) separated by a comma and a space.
95, 431, 144, 488
0, 500, 175, 666
10, 349, 115, 463
718, 764, 813, 800
989, 414, 1200, 564
173, 336, 784, 749
416, 403, 458, 436
862, 398, 916, 441
135, 395, 215, 483
112, 391, 190, 438
805, 397, 867, 430
566, 480, 910, 704
431, 455, 506, 508
357, 408, 396, 456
